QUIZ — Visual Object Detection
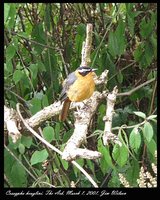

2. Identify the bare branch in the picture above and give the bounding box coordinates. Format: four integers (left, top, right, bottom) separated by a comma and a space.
94, 69, 109, 85
117, 78, 155, 97
26, 101, 73, 128
81, 23, 93, 66
103, 86, 122, 146
62, 92, 103, 161
4, 106, 21, 143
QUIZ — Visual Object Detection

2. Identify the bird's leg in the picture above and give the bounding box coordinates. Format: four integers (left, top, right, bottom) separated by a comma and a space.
75, 102, 84, 112
82, 99, 92, 110
75, 100, 91, 113
71, 102, 83, 119
82, 101, 89, 108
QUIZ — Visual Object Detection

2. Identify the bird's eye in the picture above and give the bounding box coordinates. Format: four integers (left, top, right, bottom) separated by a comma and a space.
78, 67, 92, 76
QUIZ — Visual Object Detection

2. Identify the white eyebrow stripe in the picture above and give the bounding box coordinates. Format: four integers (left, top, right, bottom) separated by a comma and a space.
78, 68, 91, 72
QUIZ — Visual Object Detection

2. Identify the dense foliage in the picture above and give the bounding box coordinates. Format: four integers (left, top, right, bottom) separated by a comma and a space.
4, 3, 157, 188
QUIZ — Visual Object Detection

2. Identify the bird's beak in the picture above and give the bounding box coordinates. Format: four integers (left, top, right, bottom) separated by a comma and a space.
91, 68, 98, 71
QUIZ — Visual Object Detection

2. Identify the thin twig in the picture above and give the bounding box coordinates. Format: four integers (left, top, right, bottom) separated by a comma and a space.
4, 174, 13, 187
12, 32, 61, 51
4, 86, 29, 107
112, 114, 157, 131
100, 169, 113, 187
59, 49, 69, 77
108, 61, 136, 82
36, 181, 55, 188
117, 78, 155, 96
22, 155, 39, 178
149, 80, 157, 115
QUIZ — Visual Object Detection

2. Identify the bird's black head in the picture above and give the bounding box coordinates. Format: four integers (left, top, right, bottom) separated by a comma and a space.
77, 66, 97, 76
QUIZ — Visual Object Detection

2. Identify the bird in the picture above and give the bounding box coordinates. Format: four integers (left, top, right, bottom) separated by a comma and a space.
59, 66, 97, 121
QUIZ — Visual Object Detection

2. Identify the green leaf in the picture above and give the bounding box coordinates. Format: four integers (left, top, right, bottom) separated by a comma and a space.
108, 20, 126, 57
73, 158, 84, 177
34, 91, 44, 99
60, 158, 68, 170
116, 20, 125, 40
140, 18, 153, 39
18, 32, 29, 38
150, 34, 157, 58
62, 129, 73, 143
127, 14, 135, 36
21, 136, 32, 148
98, 139, 114, 174
143, 122, 153, 143
4, 3, 10, 23
6, 45, 16, 61
8, 136, 21, 149
126, 159, 139, 186
44, 4, 51, 31
97, 104, 106, 129
77, 23, 86, 35
37, 61, 46, 72
86, 159, 95, 175
108, 169, 121, 187
139, 54, 148, 69
43, 126, 55, 143
54, 154, 60, 168
75, 34, 83, 57
29, 98, 42, 114
8, 3, 17, 29
108, 31, 117, 58
133, 111, 146, 119
94, 31, 101, 46
65, 40, 73, 61
4, 148, 16, 176
31, 23, 46, 54
147, 115, 157, 120
42, 94, 49, 107
133, 44, 143, 62
10, 161, 27, 187
53, 15, 59, 25
117, 71, 123, 84
18, 143, 25, 154
55, 123, 61, 140
6, 60, 13, 73
30, 149, 49, 165
129, 127, 141, 153
4, 149, 27, 187
112, 144, 129, 167
13, 70, 24, 84
54, 168, 59, 173
12, 36, 19, 51
30, 64, 38, 79
144, 42, 154, 66
145, 139, 156, 156
98, 141, 113, 168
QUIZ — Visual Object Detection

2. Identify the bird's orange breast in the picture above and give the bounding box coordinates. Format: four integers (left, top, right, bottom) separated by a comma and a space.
67, 72, 95, 102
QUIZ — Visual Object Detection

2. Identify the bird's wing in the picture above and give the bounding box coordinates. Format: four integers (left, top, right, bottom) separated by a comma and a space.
59, 72, 77, 102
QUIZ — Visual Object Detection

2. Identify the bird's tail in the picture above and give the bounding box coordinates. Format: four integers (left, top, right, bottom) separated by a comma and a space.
59, 99, 71, 121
